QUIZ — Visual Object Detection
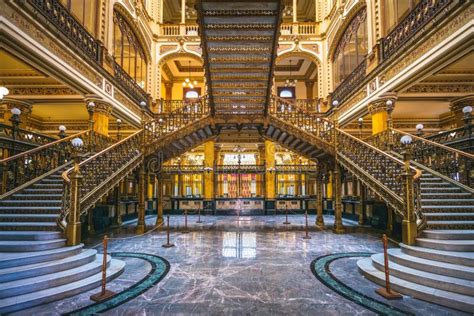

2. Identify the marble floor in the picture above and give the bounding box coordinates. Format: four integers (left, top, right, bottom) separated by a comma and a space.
14, 215, 467, 316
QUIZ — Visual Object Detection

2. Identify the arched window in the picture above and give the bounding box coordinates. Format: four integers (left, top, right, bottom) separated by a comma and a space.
279, 88, 294, 99
383, 0, 421, 34
60, 0, 98, 36
185, 90, 199, 99
113, 10, 147, 89
332, 7, 368, 87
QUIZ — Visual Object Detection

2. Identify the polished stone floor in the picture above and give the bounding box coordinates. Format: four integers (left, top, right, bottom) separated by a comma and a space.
14, 215, 466, 316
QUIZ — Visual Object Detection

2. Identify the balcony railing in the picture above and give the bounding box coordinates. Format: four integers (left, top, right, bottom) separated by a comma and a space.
113, 60, 149, 105
0, 123, 56, 148
161, 165, 204, 174
331, 58, 367, 104
275, 165, 318, 173
27, 0, 102, 64
215, 164, 266, 174
280, 22, 318, 36
159, 24, 199, 37
381, 0, 451, 60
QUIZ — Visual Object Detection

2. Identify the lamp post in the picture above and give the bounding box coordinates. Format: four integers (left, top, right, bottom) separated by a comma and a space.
400, 135, 416, 245
87, 101, 95, 152
415, 123, 424, 137
331, 100, 344, 234
358, 117, 363, 139
66, 137, 84, 246
58, 125, 67, 139
386, 99, 394, 149
462, 105, 472, 131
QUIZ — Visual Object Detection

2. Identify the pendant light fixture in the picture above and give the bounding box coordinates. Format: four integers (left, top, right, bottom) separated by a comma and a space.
285, 59, 297, 87
182, 60, 198, 89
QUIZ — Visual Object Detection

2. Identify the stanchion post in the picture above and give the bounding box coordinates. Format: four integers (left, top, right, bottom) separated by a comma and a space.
91, 235, 116, 301
182, 209, 189, 234
283, 204, 290, 225
303, 210, 311, 239
162, 215, 175, 248
375, 234, 402, 299
196, 206, 202, 224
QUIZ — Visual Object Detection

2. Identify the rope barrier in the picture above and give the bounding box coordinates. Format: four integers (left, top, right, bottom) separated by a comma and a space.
162, 215, 175, 248
303, 210, 311, 240
90, 235, 115, 302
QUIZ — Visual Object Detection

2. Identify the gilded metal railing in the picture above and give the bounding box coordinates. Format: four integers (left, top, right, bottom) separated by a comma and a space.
373, 128, 474, 188
0, 123, 57, 147
113, 60, 149, 106
331, 58, 367, 104
0, 131, 88, 195
162, 164, 205, 174
59, 130, 143, 229
27, 0, 102, 63
381, 0, 451, 60
275, 164, 318, 173
269, 98, 422, 224
215, 164, 266, 174
425, 124, 473, 152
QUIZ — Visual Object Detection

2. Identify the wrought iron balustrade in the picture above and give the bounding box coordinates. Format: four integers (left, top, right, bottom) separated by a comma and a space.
280, 22, 317, 36
331, 58, 367, 104
0, 123, 57, 147
0, 130, 88, 195
159, 24, 199, 36
162, 165, 205, 174
215, 164, 266, 174
381, 0, 451, 60
113, 61, 149, 106
26, 0, 102, 63
275, 164, 318, 173
388, 129, 473, 188
425, 125, 473, 153
59, 130, 143, 229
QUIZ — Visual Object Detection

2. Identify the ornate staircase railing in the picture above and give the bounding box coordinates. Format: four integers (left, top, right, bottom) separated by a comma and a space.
425, 124, 473, 153
0, 123, 57, 147
59, 96, 212, 239
269, 97, 424, 236
0, 130, 101, 197
369, 128, 474, 189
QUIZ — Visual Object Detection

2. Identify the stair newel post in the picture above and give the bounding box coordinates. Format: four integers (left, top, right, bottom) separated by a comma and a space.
331, 101, 345, 234
86, 101, 95, 153
386, 99, 395, 151
66, 137, 84, 246
315, 168, 324, 227
136, 101, 148, 235
400, 135, 417, 245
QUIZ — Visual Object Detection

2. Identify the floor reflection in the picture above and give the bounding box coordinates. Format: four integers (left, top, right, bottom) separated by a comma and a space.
222, 232, 257, 259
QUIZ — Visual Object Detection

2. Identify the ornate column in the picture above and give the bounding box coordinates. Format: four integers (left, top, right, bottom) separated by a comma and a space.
155, 173, 164, 226
203, 140, 215, 212
450, 96, 474, 127
136, 164, 147, 234
315, 169, 324, 227
305, 80, 315, 100
367, 93, 397, 135
264, 140, 276, 213
401, 136, 417, 245
85, 97, 112, 136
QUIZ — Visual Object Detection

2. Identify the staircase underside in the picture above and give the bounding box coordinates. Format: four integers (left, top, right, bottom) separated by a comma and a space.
198, 0, 281, 116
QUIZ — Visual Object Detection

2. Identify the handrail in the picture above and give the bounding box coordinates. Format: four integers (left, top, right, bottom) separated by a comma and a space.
1, 130, 88, 164
393, 128, 474, 159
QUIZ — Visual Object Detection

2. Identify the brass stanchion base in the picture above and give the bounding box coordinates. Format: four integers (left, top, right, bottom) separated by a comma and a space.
303, 235, 311, 240
136, 224, 146, 234
90, 289, 116, 302
332, 226, 345, 234
162, 242, 175, 248
375, 287, 402, 299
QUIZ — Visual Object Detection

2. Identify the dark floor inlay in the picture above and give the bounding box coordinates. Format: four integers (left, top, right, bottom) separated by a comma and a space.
65, 252, 170, 316
311, 252, 414, 316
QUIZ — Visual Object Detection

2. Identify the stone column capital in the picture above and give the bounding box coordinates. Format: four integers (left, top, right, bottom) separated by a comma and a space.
84, 96, 112, 116
0, 97, 33, 116
450, 95, 474, 113
368, 92, 397, 115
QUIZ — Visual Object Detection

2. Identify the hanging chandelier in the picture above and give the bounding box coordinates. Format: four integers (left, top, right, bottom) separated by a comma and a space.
285, 59, 297, 87
182, 60, 198, 89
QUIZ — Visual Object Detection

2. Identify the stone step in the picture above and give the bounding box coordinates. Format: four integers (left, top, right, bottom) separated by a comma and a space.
400, 243, 474, 267
0, 254, 108, 299
0, 238, 65, 252
420, 183, 454, 188
0, 214, 58, 222
423, 230, 474, 240
0, 206, 61, 211
422, 205, 474, 211
420, 192, 472, 198
424, 213, 474, 221
420, 177, 444, 182
33, 184, 62, 189
11, 194, 63, 200
0, 258, 124, 314
416, 238, 474, 252
23, 189, 63, 193
388, 248, 474, 281
0, 221, 58, 231
421, 187, 462, 192
0, 200, 62, 205
357, 258, 474, 313
0, 244, 83, 269
421, 199, 474, 205
0, 249, 96, 283
371, 253, 474, 296
40, 179, 63, 183
427, 220, 474, 230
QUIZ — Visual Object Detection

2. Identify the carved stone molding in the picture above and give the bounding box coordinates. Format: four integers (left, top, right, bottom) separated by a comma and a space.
84, 96, 112, 116
367, 92, 397, 115
0, 97, 33, 116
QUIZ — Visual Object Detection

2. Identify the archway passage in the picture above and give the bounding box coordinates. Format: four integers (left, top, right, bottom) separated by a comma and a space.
197, 0, 282, 116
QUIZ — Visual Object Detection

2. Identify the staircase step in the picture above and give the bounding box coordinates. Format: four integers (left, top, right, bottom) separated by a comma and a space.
40, 179, 63, 183
420, 192, 472, 198
23, 189, 63, 193
400, 243, 474, 267
0, 244, 83, 269
424, 213, 474, 221
33, 184, 62, 188
11, 194, 63, 200
0, 214, 58, 222
0, 200, 61, 205
427, 220, 474, 230
416, 238, 474, 252
422, 205, 474, 211
420, 183, 454, 188
0, 231, 63, 241
358, 258, 474, 313
421, 199, 474, 205
0, 249, 97, 283
0, 221, 58, 231
421, 187, 461, 192
423, 230, 474, 240
0, 239, 65, 252
0, 258, 124, 314
0, 254, 108, 299
420, 177, 443, 182
388, 248, 474, 281
371, 253, 474, 296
